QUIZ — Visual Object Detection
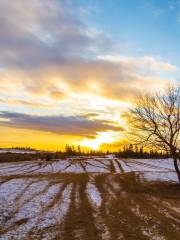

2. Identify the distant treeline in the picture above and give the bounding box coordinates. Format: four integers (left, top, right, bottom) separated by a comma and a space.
115, 144, 168, 159
11, 147, 36, 151
0, 145, 106, 163
0, 144, 169, 163
53, 145, 106, 158
0, 147, 36, 151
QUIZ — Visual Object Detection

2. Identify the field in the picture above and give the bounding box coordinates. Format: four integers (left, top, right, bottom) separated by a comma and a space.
0, 156, 180, 240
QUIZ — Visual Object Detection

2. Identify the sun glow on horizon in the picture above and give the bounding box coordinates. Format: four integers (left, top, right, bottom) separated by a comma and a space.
81, 131, 121, 150
0, 0, 178, 151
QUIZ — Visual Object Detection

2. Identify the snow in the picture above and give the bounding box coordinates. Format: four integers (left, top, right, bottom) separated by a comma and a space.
0, 156, 179, 239
0, 157, 178, 182
142, 171, 178, 182
0, 149, 36, 154
86, 182, 102, 207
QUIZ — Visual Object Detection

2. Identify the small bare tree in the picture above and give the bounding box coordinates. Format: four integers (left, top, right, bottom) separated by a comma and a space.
127, 85, 180, 182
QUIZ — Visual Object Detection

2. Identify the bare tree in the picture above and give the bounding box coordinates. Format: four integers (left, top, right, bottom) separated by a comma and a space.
127, 85, 180, 182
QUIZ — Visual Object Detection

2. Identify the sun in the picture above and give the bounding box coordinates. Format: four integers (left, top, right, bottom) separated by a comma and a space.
81, 138, 101, 150
81, 131, 119, 150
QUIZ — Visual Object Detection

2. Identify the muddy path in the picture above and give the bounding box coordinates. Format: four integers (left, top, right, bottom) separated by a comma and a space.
0, 157, 180, 240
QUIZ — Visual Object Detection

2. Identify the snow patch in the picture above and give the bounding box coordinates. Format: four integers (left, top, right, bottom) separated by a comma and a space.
86, 182, 102, 207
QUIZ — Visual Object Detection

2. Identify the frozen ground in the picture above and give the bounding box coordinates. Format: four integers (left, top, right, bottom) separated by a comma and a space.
0, 149, 36, 154
0, 156, 180, 240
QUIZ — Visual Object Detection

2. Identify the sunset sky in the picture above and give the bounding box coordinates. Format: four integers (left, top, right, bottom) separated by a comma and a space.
0, 0, 180, 151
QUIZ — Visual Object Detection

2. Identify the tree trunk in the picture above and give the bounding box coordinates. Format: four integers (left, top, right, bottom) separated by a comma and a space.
173, 157, 180, 183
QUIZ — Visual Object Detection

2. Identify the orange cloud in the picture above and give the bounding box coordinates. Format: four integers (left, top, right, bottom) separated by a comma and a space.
0, 98, 53, 108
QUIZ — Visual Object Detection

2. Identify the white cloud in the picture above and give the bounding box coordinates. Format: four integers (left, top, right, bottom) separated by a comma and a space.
0, 0, 176, 135
98, 55, 177, 72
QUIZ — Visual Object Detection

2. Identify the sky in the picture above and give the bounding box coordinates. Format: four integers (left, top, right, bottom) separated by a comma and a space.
0, 0, 180, 151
